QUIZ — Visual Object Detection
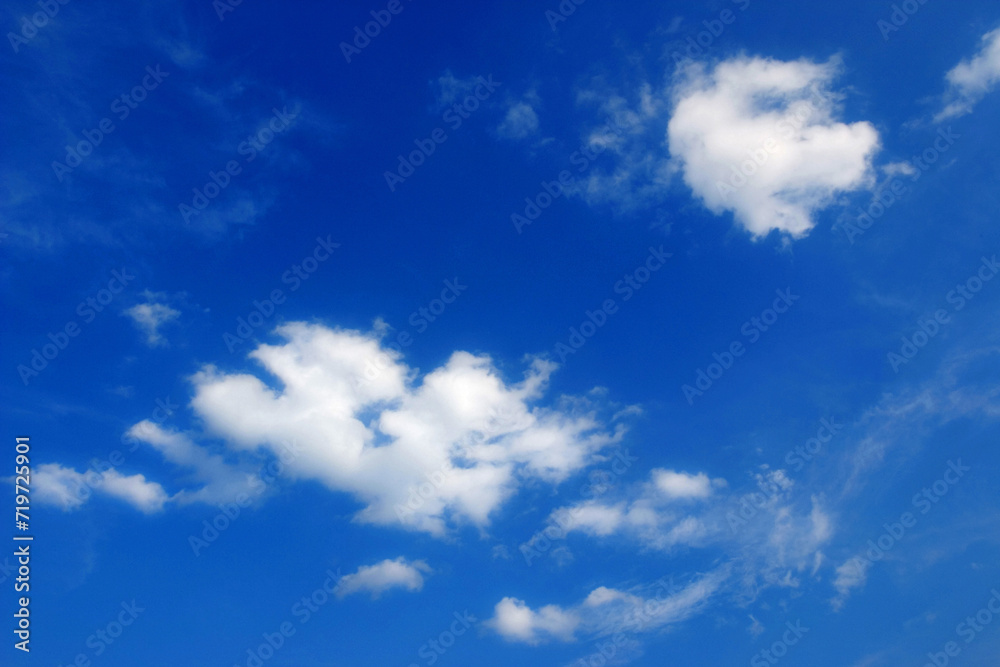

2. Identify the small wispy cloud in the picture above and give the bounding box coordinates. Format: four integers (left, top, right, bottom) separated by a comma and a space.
124, 291, 181, 347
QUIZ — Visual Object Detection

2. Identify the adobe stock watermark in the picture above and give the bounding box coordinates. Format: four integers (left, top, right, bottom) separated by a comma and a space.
356, 277, 467, 386
213, 0, 246, 21
922, 588, 1000, 667
887, 255, 998, 373
233, 567, 344, 667
384, 75, 501, 191
839, 460, 970, 585
749, 620, 810, 667
7, 0, 71, 53
223, 235, 340, 352
55, 600, 145, 666
682, 288, 800, 405
839, 127, 959, 244
179, 105, 299, 224
876, 0, 932, 42
554, 246, 672, 362
188, 440, 304, 556
17, 268, 136, 385
51, 65, 169, 182
339, 0, 414, 63
406, 611, 477, 667
544, 0, 586, 31
669, 0, 752, 67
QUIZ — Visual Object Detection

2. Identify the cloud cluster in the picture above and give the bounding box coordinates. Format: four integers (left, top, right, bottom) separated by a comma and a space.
39, 322, 626, 534
34, 463, 169, 513
486, 568, 729, 644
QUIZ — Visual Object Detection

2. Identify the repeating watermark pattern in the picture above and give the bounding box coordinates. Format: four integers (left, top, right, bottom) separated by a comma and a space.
17, 268, 136, 385
51, 65, 169, 182
682, 288, 800, 405
384, 76, 501, 191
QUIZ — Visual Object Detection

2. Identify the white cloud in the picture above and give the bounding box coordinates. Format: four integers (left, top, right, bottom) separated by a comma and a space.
487, 597, 580, 644
535, 468, 725, 551
432, 70, 485, 112
335, 557, 431, 599
831, 557, 870, 611
125, 420, 263, 505
98, 470, 171, 513
573, 83, 673, 210
668, 55, 880, 238
936, 28, 1000, 121
486, 568, 728, 645
34, 463, 169, 513
528, 466, 832, 602
120, 322, 624, 536
497, 100, 539, 140
652, 469, 714, 499
124, 293, 180, 346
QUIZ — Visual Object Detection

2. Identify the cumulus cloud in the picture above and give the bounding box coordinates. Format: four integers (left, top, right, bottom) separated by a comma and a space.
486, 568, 728, 644
335, 557, 431, 599
114, 322, 624, 536
668, 55, 880, 238
497, 98, 540, 140
936, 28, 1000, 121
486, 597, 580, 644
124, 292, 180, 346
34, 463, 169, 513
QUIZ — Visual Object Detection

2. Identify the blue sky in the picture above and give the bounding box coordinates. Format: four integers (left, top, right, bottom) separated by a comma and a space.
2, 0, 1000, 665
